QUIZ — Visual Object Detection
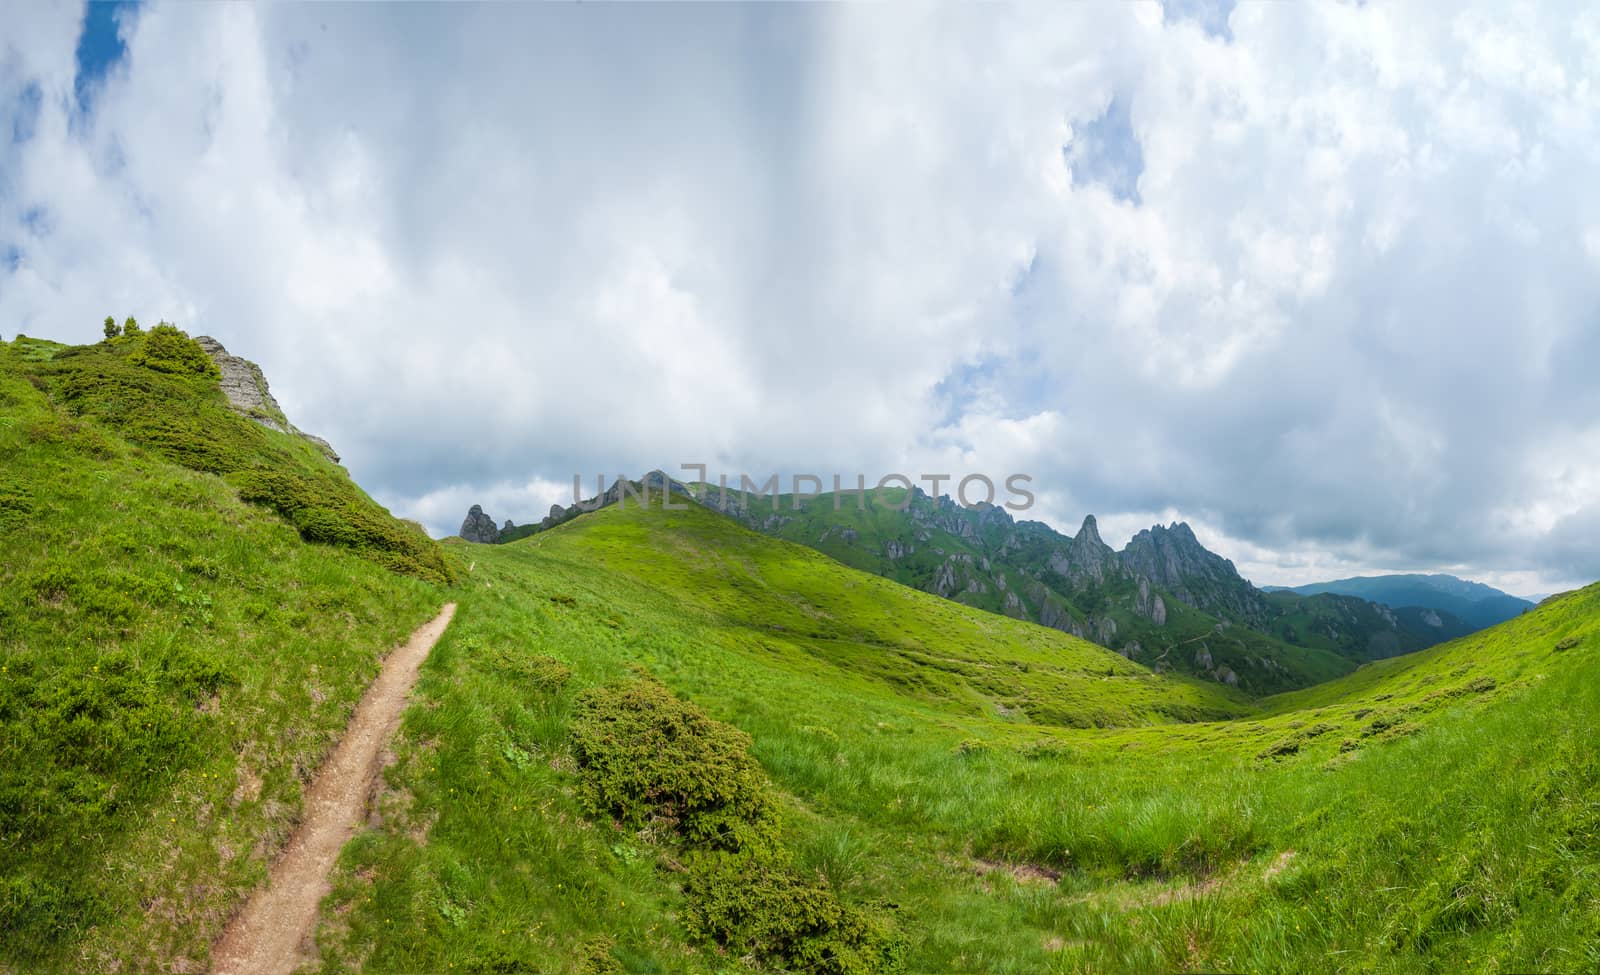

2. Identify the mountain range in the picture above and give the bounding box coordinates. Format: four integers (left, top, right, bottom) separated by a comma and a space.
6, 328, 1598, 974
463, 478, 1488, 693
1265, 574, 1534, 630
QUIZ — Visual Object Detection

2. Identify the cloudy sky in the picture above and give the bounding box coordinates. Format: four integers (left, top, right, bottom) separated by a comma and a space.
5, 1, 1599, 595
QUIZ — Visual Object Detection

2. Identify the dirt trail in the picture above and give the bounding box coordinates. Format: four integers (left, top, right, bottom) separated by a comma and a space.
210, 603, 456, 975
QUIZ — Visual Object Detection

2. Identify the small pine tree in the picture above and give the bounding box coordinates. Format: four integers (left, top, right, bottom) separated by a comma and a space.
103, 316, 119, 341
122, 316, 142, 336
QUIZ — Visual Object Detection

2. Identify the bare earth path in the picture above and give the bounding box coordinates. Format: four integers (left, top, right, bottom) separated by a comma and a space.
210, 603, 457, 975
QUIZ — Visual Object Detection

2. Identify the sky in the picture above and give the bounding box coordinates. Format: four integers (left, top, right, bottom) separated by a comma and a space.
4, 2, 1599, 597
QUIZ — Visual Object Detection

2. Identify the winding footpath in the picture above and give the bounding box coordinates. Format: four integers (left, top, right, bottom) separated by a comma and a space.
210, 603, 457, 975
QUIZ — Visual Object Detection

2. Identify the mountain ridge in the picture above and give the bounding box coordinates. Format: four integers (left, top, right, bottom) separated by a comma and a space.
1270, 573, 1534, 629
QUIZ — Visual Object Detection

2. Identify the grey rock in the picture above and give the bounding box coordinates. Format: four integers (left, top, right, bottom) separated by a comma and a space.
460, 504, 500, 544
1119, 521, 1271, 627
1038, 597, 1070, 632
194, 335, 340, 462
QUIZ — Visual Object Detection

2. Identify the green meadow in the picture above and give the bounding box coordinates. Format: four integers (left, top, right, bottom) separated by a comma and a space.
317, 500, 1600, 974
2, 334, 1597, 973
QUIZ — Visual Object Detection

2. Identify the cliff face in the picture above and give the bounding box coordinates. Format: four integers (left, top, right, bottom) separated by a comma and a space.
1119, 522, 1272, 628
194, 336, 341, 463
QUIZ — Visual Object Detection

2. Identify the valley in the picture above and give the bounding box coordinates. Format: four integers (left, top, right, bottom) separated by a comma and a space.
2, 331, 1597, 973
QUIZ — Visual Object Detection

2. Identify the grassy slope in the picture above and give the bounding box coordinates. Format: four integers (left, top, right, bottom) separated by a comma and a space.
0, 336, 450, 972
693, 485, 1354, 694
317, 499, 1599, 973
1263, 590, 1477, 660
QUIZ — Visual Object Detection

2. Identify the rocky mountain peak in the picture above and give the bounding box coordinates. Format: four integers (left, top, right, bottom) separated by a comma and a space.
460, 504, 500, 544
1077, 514, 1104, 547
1119, 520, 1268, 627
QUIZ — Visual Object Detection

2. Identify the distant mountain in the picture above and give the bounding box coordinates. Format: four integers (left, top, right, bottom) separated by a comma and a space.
479, 477, 1498, 692
1273, 574, 1534, 630
687, 486, 1352, 694
680, 483, 1496, 691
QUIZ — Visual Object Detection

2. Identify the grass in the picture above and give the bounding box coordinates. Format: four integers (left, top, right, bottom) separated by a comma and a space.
4, 334, 1597, 972
314, 498, 1599, 973
688, 484, 1358, 693
0, 335, 449, 971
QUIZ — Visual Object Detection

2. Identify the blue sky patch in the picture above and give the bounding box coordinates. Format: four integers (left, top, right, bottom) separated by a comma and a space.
1162, 0, 1235, 40
1067, 96, 1144, 205
11, 82, 41, 144
74, 1, 139, 115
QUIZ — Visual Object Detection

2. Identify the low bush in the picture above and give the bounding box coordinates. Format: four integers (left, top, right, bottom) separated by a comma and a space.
570, 678, 777, 852
486, 650, 571, 693
128, 325, 219, 378
684, 853, 906, 975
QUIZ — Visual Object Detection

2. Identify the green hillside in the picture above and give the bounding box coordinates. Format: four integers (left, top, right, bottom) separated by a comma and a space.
1263, 590, 1477, 659
1278, 574, 1535, 630
312, 496, 1598, 974
4, 338, 1598, 974
689, 483, 1354, 693
0, 333, 454, 969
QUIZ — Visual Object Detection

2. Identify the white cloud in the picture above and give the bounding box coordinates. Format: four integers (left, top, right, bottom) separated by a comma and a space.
2, 1, 1598, 591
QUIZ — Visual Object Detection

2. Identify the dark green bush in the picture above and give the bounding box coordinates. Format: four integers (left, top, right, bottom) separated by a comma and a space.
1258, 735, 1303, 760
683, 854, 906, 975
128, 324, 219, 378
0, 481, 31, 531
234, 467, 453, 584
570, 679, 777, 852
486, 650, 571, 693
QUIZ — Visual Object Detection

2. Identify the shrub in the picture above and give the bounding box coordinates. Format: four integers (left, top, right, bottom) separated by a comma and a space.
102, 316, 119, 341
570, 678, 777, 852
233, 467, 454, 584
128, 324, 219, 378
683, 854, 906, 975
1258, 735, 1303, 760
122, 316, 141, 336
487, 650, 571, 693
0, 481, 33, 531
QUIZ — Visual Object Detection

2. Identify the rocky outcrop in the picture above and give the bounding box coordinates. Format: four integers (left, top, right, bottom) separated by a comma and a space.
1119, 521, 1270, 627
194, 336, 340, 463
1048, 515, 1123, 586
460, 505, 500, 544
